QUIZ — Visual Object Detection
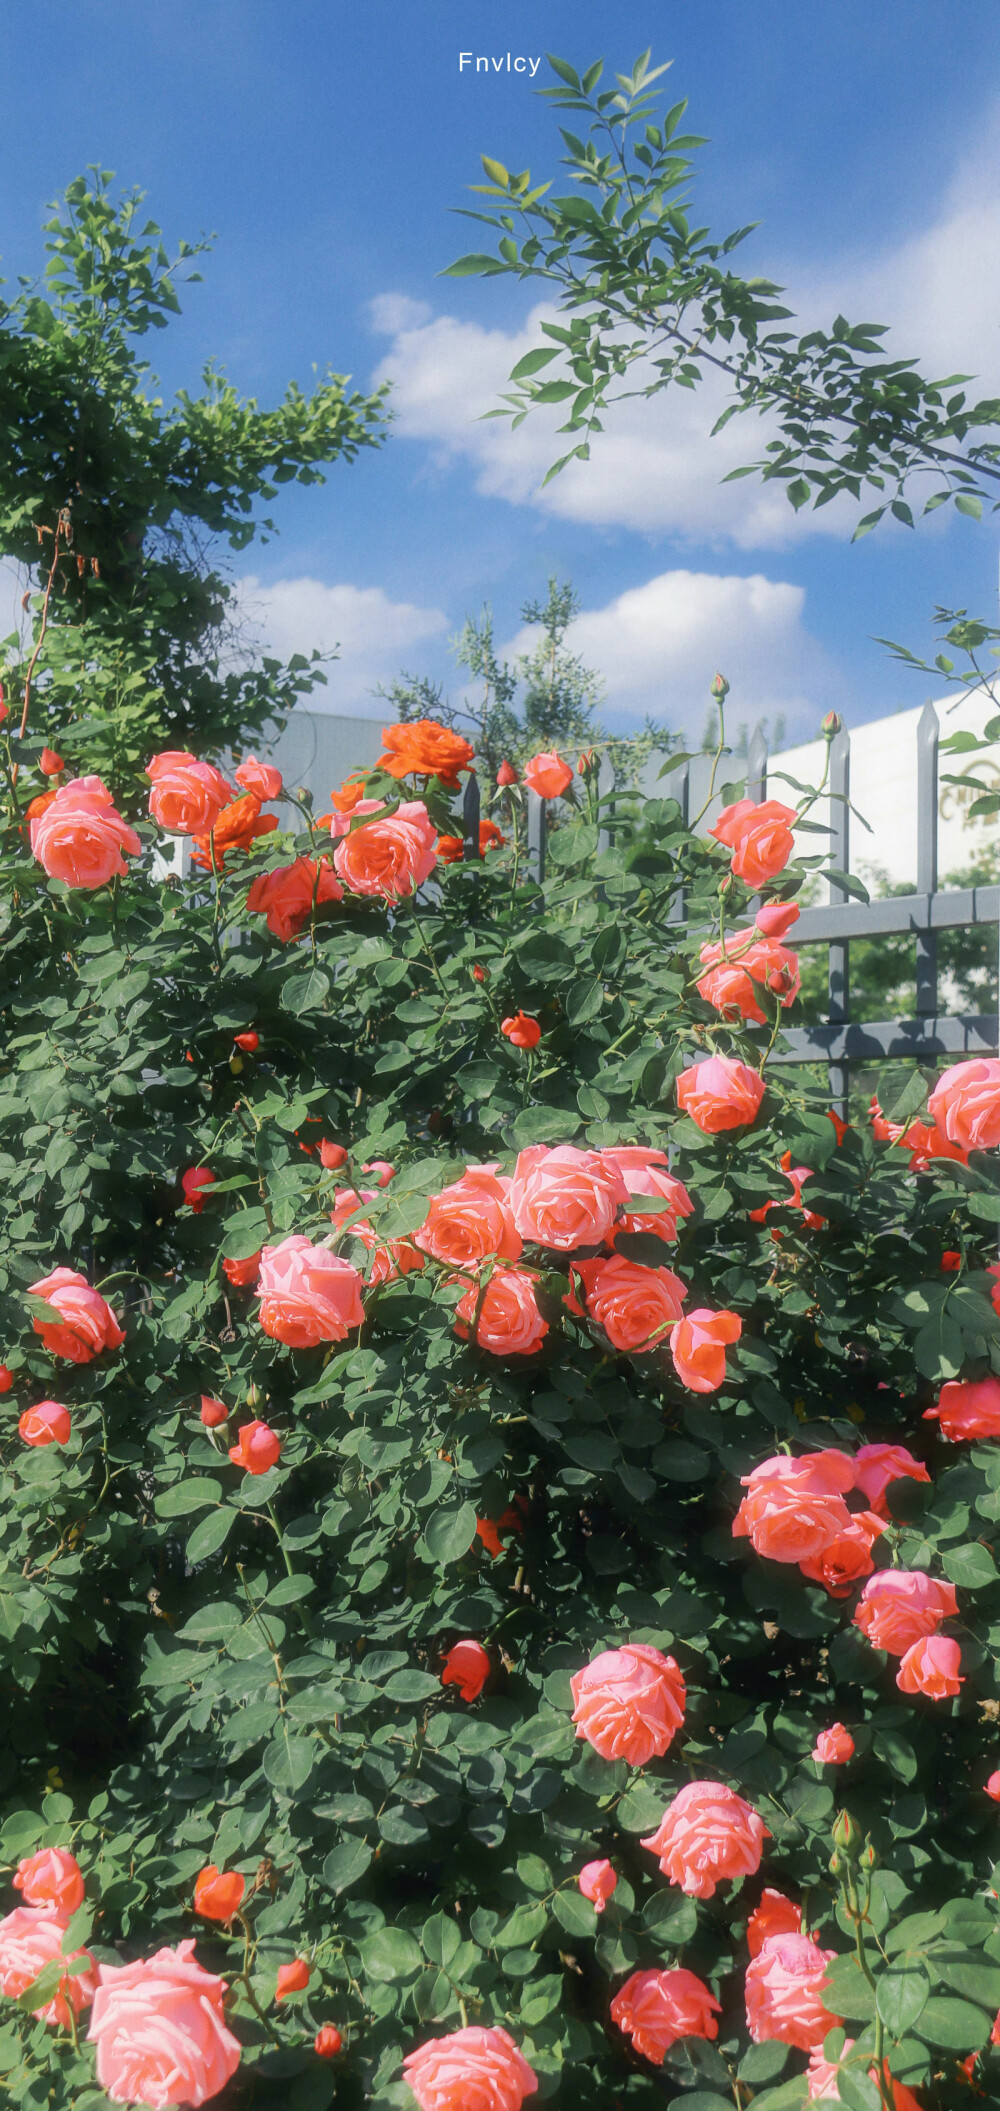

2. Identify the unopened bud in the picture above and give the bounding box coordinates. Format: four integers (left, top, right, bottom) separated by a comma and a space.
711, 672, 730, 700
246, 1381, 261, 1411
829, 1849, 844, 1877
821, 711, 843, 738
472, 964, 488, 984
832, 1809, 862, 1857
229, 1053, 243, 1075
860, 1840, 879, 1872
497, 759, 519, 787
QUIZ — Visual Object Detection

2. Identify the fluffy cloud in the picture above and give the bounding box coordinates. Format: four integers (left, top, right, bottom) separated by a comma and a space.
503, 569, 829, 739
237, 575, 448, 711
370, 126, 1000, 548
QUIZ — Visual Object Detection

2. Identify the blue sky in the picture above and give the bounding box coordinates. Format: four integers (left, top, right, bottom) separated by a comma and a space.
1, 0, 998, 746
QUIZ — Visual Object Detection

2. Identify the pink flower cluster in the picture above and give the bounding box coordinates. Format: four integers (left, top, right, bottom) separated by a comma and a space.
697, 930, 801, 1026
733, 1444, 930, 1597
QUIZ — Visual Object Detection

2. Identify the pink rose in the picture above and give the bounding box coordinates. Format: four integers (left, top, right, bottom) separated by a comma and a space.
896, 1633, 963, 1698
986, 1770, 1000, 1802
675, 1055, 765, 1134
13, 1849, 84, 1915
928, 1057, 1000, 1152
19, 1400, 72, 1447
28, 1267, 125, 1363
853, 1570, 958, 1656
509, 1144, 628, 1251
256, 1235, 365, 1346
852, 1442, 930, 1516
331, 797, 438, 900
331, 1188, 424, 1286
744, 1932, 839, 2049
610, 1967, 721, 2063
416, 1166, 522, 1269
806, 2046, 923, 2110
641, 1780, 768, 1898
568, 1255, 686, 1352
578, 1860, 617, 1913
571, 1643, 686, 1766
454, 1268, 548, 1356
403, 2025, 537, 2111
924, 1376, 1000, 1441
146, 750, 231, 834
228, 1419, 282, 1475
523, 751, 573, 798
756, 901, 800, 938
87, 1939, 241, 2107
798, 1510, 884, 1597
812, 1723, 855, 1764
602, 1152, 694, 1249
747, 1890, 802, 1957
30, 775, 140, 889
670, 1308, 742, 1392
709, 798, 797, 889
0, 1906, 97, 2028
234, 755, 283, 800
697, 936, 800, 1025
733, 1453, 854, 1563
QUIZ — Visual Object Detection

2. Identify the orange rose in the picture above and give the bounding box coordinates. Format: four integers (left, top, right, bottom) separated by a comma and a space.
190, 791, 278, 872
193, 1866, 245, 1923
438, 820, 505, 863
502, 1012, 541, 1049
670, 1308, 742, 1392
416, 1165, 522, 1270
747, 1890, 802, 1957
246, 856, 343, 940
441, 1639, 490, 1700
378, 719, 475, 788
798, 1510, 884, 1596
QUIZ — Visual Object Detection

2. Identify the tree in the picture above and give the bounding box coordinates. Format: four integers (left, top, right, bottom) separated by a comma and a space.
445, 54, 1000, 534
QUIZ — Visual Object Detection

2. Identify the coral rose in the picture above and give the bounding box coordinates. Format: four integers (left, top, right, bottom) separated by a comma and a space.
806, 2047, 922, 2111
509, 1143, 628, 1251
19, 1400, 72, 1446
190, 790, 278, 872
181, 1166, 215, 1213
852, 1442, 930, 1515
222, 1251, 261, 1288
320, 1140, 348, 1170
378, 719, 475, 788
416, 1165, 522, 1269
924, 1375, 1000, 1441
853, 1570, 958, 1656
610, 1967, 721, 2064
234, 755, 283, 800
986, 1770, 1000, 1801
199, 1396, 228, 1428
676, 1054, 766, 1133
331, 1187, 424, 1285
403, 2025, 538, 2111
438, 820, 505, 862
798, 1511, 884, 1596
276, 1960, 310, 2000
896, 1633, 963, 1698
642, 1781, 768, 1898
0, 1364, 11, 1392
454, 1268, 548, 1356
733, 1453, 854, 1563
146, 750, 231, 834
331, 797, 438, 900
28, 1267, 124, 1363
523, 751, 573, 798
316, 2026, 343, 2057
697, 936, 800, 1025
245, 856, 343, 940
710, 797, 797, 888
39, 746, 64, 774
228, 1420, 282, 1475
441, 1639, 490, 1701
928, 1057, 1000, 1152
330, 772, 368, 813
363, 1160, 396, 1185
756, 901, 800, 938
602, 1150, 694, 1248
13, 1848, 84, 1915
569, 1255, 687, 1352
30, 774, 141, 889
501, 1012, 541, 1049
256, 1235, 365, 1346
745, 1932, 839, 2049
579, 1859, 617, 1913
571, 1643, 686, 1766
88, 1939, 241, 2107
193, 1867, 245, 1923
0, 1906, 97, 2028
812, 1723, 855, 1764
670, 1307, 742, 1392
747, 1891, 802, 1957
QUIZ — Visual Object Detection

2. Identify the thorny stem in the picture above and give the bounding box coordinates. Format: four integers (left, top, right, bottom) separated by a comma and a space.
690, 695, 728, 828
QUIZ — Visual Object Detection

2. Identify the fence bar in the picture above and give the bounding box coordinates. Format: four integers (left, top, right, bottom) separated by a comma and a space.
827, 727, 851, 1117
596, 755, 615, 858
462, 772, 481, 861
915, 702, 939, 1017
527, 790, 546, 883
746, 722, 768, 806
668, 762, 689, 924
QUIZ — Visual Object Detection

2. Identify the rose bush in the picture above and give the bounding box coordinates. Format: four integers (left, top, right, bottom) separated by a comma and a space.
1, 153, 1000, 2111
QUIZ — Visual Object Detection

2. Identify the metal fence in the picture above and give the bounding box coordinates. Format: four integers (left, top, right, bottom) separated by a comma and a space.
459, 705, 1000, 1116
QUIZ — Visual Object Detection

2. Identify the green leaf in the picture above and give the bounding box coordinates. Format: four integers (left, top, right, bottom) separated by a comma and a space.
552, 1889, 598, 1938
360, 1927, 424, 1982
915, 1994, 992, 2049
954, 493, 983, 519
510, 348, 561, 381
835, 2072, 881, 2111
220, 1208, 269, 1259
876, 1966, 929, 2036
823, 1955, 877, 2021
384, 1670, 441, 1701
154, 1479, 222, 1518
263, 1733, 316, 1793
424, 1502, 477, 1564
969, 1191, 1000, 1224
508, 1106, 581, 1148
280, 968, 330, 1014
421, 1912, 461, 1968
942, 1543, 998, 1588
322, 1839, 373, 1894
185, 1507, 236, 1563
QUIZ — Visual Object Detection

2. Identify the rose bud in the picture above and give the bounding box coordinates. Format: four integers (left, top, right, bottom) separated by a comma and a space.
228, 1420, 282, 1475
755, 901, 800, 939
276, 1959, 311, 2001
233, 1031, 259, 1052
181, 1167, 216, 1213
39, 747, 65, 775
200, 1397, 229, 1428
315, 2027, 343, 2058
496, 760, 519, 786
472, 964, 488, 984
441, 1639, 490, 1701
193, 1865, 245, 1923
0, 1364, 12, 1393
501, 1012, 541, 1049
320, 1140, 348, 1170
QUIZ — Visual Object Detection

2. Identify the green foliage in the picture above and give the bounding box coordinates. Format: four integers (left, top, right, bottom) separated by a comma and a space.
446, 56, 1000, 527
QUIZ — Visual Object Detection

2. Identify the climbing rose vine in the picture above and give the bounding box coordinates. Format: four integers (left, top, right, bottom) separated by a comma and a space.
0, 708, 999, 2111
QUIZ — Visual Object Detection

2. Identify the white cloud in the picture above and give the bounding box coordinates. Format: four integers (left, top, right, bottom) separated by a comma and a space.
366, 292, 433, 335
503, 568, 829, 739
238, 575, 448, 711
370, 125, 1000, 548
